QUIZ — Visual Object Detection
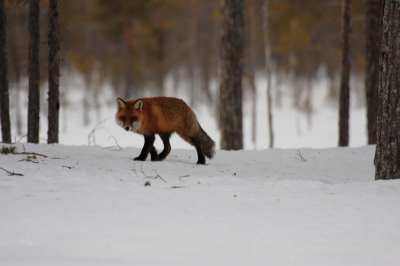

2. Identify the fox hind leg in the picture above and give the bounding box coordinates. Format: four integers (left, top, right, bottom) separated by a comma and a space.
190, 136, 206, 165
157, 133, 172, 161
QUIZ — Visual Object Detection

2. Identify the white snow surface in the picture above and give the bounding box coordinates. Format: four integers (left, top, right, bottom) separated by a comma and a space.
1, 143, 400, 265
2, 76, 399, 265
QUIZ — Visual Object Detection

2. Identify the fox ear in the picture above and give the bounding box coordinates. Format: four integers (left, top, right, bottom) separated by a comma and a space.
117, 98, 126, 110
133, 99, 143, 110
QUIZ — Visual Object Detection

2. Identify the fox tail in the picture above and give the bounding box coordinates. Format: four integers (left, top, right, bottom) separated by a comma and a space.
198, 124, 215, 159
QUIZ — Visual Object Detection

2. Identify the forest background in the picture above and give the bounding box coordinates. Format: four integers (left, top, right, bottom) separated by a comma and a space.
5, 0, 367, 145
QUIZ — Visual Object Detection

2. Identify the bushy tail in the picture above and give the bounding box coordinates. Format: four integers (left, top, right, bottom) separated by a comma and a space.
198, 124, 215, 159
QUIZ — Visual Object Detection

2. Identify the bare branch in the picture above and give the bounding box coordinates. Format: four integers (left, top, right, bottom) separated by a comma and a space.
14, 152, 48, 158
295, 149, 306, 162
0, 167, 24, 176
131, 163, 166, 182
103, 135, 123, 151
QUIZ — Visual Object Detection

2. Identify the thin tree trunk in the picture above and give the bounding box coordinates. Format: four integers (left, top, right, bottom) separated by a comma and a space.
365, 0, 381, 145
83, 74, 91, 126
338, 0, 351, 147
263, 0, 273, 148
124, 20, 133, 100
375, 0, 400, 180
9, 34, 22, 136
249, 2, 257, 149
189, 0, 199, 108
219, 0, 244, 150
48, 0, 60, 144
28, 0, 41, 143
306, 75, 313, 129
0, 0, 11, 143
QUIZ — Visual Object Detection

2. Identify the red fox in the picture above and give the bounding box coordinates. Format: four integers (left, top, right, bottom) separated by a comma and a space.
116, 97, 215, 164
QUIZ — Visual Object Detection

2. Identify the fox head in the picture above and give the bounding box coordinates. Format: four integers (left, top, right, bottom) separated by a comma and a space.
116, 98, 144, 132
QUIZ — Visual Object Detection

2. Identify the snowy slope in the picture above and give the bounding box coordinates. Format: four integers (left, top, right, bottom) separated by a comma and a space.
1, 143, 400, 265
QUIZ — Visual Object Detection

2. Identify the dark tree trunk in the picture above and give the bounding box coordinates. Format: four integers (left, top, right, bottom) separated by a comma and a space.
9, 34, 22, 136
375, 0, 400, 180
0, 0, 11, 143
28, 0, 40, 143
263, 0, 274, 148
338, 0, 351, 147
249, 2, 257, 148
154, 29, 165, 96
48, 0, 60, 144
219, 0, 244, 150
365, 0, 382, 145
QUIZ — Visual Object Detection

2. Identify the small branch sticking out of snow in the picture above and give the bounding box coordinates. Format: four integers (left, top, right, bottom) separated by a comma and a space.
295, 149, 306, 162
0, 167, 24, 176
88, 119, 110, 146
103, 135, 123, 151
131, 164, 166, 182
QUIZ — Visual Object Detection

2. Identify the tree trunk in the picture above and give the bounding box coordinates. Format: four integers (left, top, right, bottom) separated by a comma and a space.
338, 0, 351, 147
219, 0, 244, 150
48, 0, 60, 144
28, 0, 41, 143
375, 0, 400, 180
365, 0, 382, 145
263, 0, 274, 148
249, 2, 257, 149
0, 0, 11, 143
9, 33, 22, 136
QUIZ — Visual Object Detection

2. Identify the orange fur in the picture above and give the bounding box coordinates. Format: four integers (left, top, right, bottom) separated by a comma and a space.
116, 97, 215, 164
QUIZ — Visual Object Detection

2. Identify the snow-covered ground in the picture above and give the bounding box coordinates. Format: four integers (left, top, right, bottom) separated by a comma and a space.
1, 144, 399, 265
2, 75, 399, 265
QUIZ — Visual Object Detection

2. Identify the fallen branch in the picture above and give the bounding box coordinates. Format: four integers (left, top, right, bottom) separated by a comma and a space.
14, 152, 48, 158
131, 163, 166, 182
295, 149, 306, 162
0, 167, 24, 176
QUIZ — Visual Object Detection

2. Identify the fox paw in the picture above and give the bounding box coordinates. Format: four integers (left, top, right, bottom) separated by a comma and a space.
134, 156, 146, 161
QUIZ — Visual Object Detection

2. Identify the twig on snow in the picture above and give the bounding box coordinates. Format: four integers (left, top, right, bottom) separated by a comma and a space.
295, 149, 306, 162
0, 167, 24, 176
131, 163, 166, 182
14, 152, 48, 158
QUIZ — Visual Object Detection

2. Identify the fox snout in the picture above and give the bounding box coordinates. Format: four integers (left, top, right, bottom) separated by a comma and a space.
125, 126, 130, 131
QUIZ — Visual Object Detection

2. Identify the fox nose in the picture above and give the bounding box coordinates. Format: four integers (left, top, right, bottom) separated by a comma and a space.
125, 127, 130, 131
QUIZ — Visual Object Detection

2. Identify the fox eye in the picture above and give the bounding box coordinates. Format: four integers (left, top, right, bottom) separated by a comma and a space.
120, 116, 126, 121
130, 117, 137, 122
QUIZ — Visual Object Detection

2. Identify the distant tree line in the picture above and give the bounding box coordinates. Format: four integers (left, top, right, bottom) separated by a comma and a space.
3, 0, 367, 98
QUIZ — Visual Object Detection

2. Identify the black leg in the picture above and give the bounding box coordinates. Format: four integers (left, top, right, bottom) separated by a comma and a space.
157, 133, 171, 161
191, 137, 206, 164
150, 146, 158, 161
134, 135, 155, 161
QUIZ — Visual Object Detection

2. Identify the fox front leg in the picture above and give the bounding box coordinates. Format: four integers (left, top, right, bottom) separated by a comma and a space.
134, 135, 155, 161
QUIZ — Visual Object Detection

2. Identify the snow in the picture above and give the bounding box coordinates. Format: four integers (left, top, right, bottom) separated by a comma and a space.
1, 143, 400, 265
2, 77, 399, 265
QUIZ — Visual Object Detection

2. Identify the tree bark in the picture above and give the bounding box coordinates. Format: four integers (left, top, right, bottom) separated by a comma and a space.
0, 0, 11, 143
375, 0, 400, 180
338, 0, 351, 147
249, 2, 257, 149
219, 0, 244, 150
365, 0, 382, 145
28, 0, 41, 143
9, 33, 22, 136
48, 0, 60, 144
263, 0, 273, 148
